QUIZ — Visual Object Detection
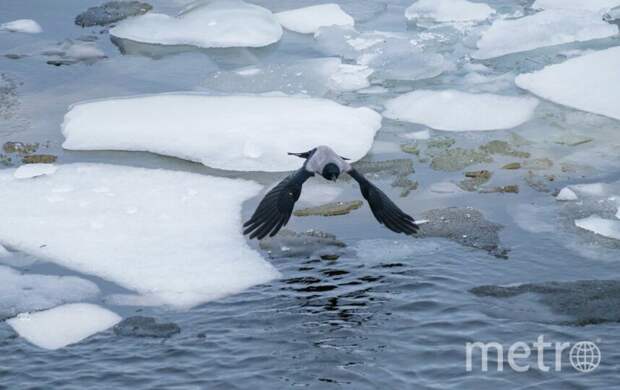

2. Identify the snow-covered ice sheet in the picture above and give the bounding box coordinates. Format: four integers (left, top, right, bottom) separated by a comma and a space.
405, 0, 494, 23
575, 215, 620, 240
473, 9, 618, 59
14, 164, 57, 179
0, 19, 42, 33
7, 303, 121, 350
62, 94, 381, 172
0, 266, 100, 320
276, 4, 354, 34
0, 164, 280, 308
110, 0, 282, 48
516, 47, 620, 121
532, 0, 620, 12
383, 90, 538, 131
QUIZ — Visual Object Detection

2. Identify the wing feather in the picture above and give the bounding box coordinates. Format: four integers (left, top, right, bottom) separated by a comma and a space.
244, 168, 313, 240
348, 169, 419, 235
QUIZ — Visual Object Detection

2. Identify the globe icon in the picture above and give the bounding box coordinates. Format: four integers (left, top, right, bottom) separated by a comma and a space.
570, 341, 601, 373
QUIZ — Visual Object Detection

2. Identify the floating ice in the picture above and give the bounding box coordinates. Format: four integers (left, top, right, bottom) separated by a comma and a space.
405, 0, 495, 23
383, 90, 538, 131
14, 164, 58, 179
358, 40, 449, 81
0, 266, 100, 320
575, 215, 620, 240
110, 0, 282, 48
275, 4, 354, 34
7, 303, 121, 350
0, 19, 42, 34
0, 245, 9, 257
204, 58, 372, 95
516, 47, 620, 121
473, 10, 618, 59
0, 164, 280, 308
328, 64, 373, 91
62, 94, 381, 172
556, 187, 578, 201
532, 0, 620, 12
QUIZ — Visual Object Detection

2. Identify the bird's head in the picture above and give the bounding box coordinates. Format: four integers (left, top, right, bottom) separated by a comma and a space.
322, 163, 340, 181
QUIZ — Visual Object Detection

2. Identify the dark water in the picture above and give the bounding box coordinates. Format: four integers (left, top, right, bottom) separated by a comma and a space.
2, 0, 620, 388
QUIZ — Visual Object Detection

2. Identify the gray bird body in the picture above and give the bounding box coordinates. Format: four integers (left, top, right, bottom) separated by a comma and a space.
303, 145, 351, 175
244, 145, 419, 240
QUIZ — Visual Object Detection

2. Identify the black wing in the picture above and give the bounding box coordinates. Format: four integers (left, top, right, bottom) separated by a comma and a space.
243, 168, 314, 239
349, 169, 419, 235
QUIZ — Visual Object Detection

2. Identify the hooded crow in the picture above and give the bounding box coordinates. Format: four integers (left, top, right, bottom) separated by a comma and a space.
243, 145, 419, 239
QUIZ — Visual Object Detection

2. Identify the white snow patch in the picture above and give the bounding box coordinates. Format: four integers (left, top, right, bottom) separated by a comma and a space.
0, 19, 42, 34
0, 164, 280, 308
7, 303, 121, 350
575, 215, 620, 240
110, 0, 282, 48
14, 164, 57, 179
405, 0, 495, 23
276, 4, 354, 34
0, 266, 100, 319
516, 47, 620, 121
533, 0, 620, 12
383, 90, 538, 131
556, 187, 578, 201
62, 94, 381, 172
473, 9, 618, 59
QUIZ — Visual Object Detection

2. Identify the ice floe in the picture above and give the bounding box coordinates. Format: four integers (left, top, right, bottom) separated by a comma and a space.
110, 0, 282, 48
405, 0, 495, 23
276, 4, 354, 34
0, 164, 280, 308
556, 187, 578, 201
62, 94, 381, 172
14, 164, 58, 179
7, 303, 121, 350
0, 266, 100, 320
532, 0, 620, 12
473, 9, 618, 59
383, 90, 538, 131
575, 215, 620, 240
516, 47, 620, 121
0, 19, 42, 34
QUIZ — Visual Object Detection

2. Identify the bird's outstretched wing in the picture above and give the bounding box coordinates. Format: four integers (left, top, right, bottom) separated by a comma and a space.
348, 169, 419, 235
244, 168, 314, 239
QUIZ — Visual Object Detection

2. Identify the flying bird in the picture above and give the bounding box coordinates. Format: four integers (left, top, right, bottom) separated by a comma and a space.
244, 145, 419, 239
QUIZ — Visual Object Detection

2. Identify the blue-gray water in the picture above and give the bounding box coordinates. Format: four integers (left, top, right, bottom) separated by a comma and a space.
1, 0, 620, 388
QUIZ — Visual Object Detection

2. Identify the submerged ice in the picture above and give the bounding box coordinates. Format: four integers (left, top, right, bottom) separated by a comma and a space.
405, 0, 494, 23
0, 164, 279, 308
62, 94, 381, 172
